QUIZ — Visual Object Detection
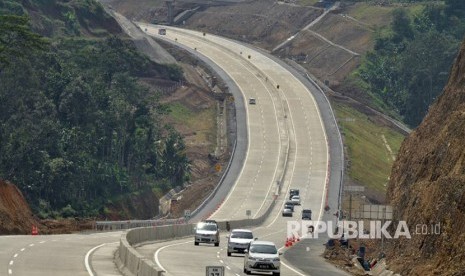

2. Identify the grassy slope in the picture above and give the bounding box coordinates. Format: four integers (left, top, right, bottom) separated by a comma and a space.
168, 102, 217, 152
334, 102, 405, 193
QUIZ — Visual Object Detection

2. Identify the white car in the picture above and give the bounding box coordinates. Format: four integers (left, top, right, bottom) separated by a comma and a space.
291, 195, 301, 205
194, 221, 220, 246
244, 240, 281, 276
227, 229, 254, 256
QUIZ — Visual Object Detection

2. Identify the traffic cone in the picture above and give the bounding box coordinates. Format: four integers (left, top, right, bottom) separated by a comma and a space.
285, 237, 290, 247
296, 235, 300, 242
31, 225, 38, 236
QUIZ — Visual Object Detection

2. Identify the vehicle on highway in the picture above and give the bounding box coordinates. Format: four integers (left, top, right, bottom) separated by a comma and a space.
302, 209, 312, 220
227, 229, 254, 256
291, 195, 301, 205
249, 98, 256, 104
284, 201, 295, 212
282, 207, 293, 217
194, 221, 220, 246
244, 240, 281, 276
158, 28, 166, 35
289, 188, 299, 200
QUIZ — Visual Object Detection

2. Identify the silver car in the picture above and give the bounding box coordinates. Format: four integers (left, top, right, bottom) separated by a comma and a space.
194, 221, 220, 246
227, 229, 254, 256
244, 240, 281, 276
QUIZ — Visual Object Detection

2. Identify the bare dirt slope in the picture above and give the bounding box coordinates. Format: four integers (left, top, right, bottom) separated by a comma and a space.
184, 0, 322, 50
0, 180, 36, 234
386, 38, 465, 275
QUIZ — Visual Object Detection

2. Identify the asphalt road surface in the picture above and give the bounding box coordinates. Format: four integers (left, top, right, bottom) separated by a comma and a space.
0, 24, 345, 276
136, 24, 347, 276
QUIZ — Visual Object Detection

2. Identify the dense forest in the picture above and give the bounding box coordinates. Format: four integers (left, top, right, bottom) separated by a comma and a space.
0, 0, 188, 218
355, 0, 465, 126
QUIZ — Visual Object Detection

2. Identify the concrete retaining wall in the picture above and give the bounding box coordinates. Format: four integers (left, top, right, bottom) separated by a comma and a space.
117, 199, 277, 276
117, 223, 195, 276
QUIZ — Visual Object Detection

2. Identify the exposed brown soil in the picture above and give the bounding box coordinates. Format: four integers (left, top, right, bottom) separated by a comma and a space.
0, 180, 37, 234
325, 238, 385, 276
184, 0, 322, 51
0, 180, 94, 234
311, 13, 374, 54
385, 38, 465, 275
154, 44, 233, 218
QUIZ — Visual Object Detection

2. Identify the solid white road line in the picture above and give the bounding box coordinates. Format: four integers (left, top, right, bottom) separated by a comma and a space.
84, 242, 116, 276
154, 241, 192, 272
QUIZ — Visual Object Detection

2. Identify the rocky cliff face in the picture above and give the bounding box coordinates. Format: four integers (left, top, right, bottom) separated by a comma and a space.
0, 180, 37, 234
386, 38, 465, 275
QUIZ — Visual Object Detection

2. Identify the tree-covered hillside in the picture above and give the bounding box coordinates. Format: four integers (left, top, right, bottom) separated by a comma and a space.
355, 0, 465, 126
0, 1, 188, 219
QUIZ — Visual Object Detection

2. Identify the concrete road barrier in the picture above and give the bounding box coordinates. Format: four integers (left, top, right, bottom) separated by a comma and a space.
116, 199, 277, 276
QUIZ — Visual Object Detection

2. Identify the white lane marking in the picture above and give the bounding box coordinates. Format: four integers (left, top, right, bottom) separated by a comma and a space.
39, 241, 45, 244
9, 260, 13, 265
148, 25, 329, 275
204, 27, 330, 218
226, 266, 231, 270
8, 269, 12, 275
282, 260, 307, 276
170, 31, 282, 220
154, 241, 191, 272
219, 260, 224, 264
85, 242, 117, 276
13, 254, 18, 258
29, 244, 34, 247
209, 76, 252, 219
20, 248, 25, 252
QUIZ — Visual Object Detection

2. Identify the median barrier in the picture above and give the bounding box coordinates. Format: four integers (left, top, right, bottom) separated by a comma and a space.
117, 197, 277, 276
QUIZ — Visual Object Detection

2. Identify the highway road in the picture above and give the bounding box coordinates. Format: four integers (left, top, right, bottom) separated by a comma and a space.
136, 24, 346, 276
0, 232, 122, 276
0, 23, 344, 276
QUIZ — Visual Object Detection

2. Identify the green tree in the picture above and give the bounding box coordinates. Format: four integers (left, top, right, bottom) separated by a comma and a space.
0, 15, 48, 69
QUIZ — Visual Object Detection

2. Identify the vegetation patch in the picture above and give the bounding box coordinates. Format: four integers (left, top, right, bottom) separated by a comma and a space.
334, 102, 405, 193
0, 1, 189, 219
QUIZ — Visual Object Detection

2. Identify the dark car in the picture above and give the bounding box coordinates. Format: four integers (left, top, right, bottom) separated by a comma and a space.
302, 209, 312, 220
289, 189, 299, 200
284, 201, 295, 212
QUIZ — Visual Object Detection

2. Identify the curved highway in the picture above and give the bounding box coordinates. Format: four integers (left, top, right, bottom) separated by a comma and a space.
136, 24, 346, 276
0, 232, 122, 276
0, 24, 344, 276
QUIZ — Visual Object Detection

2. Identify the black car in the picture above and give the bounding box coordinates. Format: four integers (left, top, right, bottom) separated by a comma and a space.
302, 209, 312, 220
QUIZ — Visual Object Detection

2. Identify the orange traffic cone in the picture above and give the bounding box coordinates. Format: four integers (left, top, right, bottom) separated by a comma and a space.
285, 237, 290, 247
31, 225, 38, 235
